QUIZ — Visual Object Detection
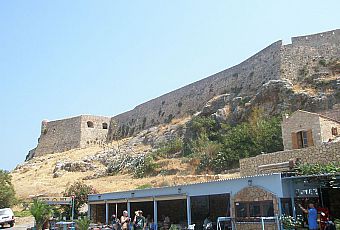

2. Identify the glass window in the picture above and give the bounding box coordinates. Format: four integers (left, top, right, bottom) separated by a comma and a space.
262, 202, 274, 217
235, 203, 247, 218
250, 203, 261, 217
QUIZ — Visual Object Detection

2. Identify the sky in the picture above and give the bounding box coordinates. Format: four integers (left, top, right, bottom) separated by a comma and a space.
1, 0, 339, 170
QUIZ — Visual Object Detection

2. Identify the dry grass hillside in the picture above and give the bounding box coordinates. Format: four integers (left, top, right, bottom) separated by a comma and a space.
11, 138, 239, 199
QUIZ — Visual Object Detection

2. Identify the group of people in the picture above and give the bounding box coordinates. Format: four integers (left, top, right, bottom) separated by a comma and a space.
111, 210, 157, 230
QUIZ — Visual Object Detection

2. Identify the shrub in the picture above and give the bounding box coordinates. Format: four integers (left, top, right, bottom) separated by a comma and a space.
183, 110, 283, 173
296, 162, 340, 175
154, 138, 183, 158
76, 217, 91, 230
136, 184, 153, 190
133, 155, 158, 178
319, 58, 327, 67
63, 182, 97, 218
0, 169, 16, 208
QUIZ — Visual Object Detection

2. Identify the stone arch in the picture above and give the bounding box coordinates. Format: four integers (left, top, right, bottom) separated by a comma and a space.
232, 186, 279, 217
102, 122, 108, 129
87, 121, 94, 128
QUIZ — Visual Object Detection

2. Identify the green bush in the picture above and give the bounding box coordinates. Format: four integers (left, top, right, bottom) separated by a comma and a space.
0, 169, 16, 208
133, 155, 158, 178
296, 162, 340, 175
136, 184, 153, 189
63, 182, 97, 219
154, 138, 183, 158
76, 216, 91, 230
183, 111, 283, 173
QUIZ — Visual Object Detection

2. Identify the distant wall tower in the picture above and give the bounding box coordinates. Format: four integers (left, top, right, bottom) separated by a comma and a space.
27, 115, 110, 160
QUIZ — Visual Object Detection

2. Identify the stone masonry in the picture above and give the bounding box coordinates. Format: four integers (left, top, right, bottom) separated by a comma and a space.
232, 186, 279, 230
282, 110, 340, 150
28, 29, 340, 159
30, 115, 110, 159
240, 141, 340, 177
108, 29, 340, 140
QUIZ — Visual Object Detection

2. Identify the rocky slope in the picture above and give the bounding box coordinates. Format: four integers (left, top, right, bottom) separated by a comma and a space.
11, 59, 339, 199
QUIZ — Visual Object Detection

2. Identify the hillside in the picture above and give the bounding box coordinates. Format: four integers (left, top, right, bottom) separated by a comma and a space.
11, 30, 340, 199
11, 147, 239, 199
11, 117, 239, 199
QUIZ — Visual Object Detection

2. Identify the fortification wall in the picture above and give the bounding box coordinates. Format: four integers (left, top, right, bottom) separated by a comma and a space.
34, 116, 82, 157
281, 29, 340, 82
240, 141, 340, 177
108, 41, 283, 139
79, 115, 110, 148
32, 115, 110, 158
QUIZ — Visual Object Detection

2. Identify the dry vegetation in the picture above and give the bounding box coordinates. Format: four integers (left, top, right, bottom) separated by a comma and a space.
11, 143, 239, 199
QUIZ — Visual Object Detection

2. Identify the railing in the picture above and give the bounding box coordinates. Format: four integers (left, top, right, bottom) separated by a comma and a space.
216, 216, 282, 230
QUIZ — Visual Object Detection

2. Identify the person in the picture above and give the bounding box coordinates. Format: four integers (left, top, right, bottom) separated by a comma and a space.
163, 216, 170, 230
133, 210, 146, 230
112, 214, 120, 230
121, 211, 131, 230
299, 203, 318, 230
146, 214, 152, 230
203, 214, 213, 230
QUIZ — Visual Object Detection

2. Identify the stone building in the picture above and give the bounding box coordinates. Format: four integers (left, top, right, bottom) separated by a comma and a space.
27, 115, 110, 160
281, 110, 340, 150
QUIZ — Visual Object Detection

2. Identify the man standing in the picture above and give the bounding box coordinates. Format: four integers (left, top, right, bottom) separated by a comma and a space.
299, 203, 318, 230
133, 210, 146, 230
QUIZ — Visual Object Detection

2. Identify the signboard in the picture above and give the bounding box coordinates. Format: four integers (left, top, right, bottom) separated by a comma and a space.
295, 188, 318, 197
38, 197, 72, 205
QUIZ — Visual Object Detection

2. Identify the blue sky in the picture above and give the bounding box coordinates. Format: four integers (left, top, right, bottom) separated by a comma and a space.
1, 1, 339, 170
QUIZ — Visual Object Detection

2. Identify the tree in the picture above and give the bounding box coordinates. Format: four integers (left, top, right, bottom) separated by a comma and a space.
63, 182, 96, 218
30, 199, 53, 230
0, 169, 16, 208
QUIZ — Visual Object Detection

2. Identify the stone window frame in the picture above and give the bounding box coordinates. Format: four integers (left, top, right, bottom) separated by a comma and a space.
332, 127, 338, 136
235, 200, 274, 221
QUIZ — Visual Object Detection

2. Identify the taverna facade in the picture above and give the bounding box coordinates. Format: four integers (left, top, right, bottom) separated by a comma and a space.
88, 173, 334, 229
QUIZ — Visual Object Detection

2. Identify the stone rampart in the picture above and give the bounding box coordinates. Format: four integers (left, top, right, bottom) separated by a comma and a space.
240, 141, 340, 177
34, 116, 82, 157
281, 29, 340, 82
108, 29, 340, 140
108, 41, 283, 139
32, 115, 110, 158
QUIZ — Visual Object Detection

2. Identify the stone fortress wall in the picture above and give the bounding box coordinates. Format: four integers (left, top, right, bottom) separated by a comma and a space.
108, 41, 283, 139
32, 115, 110, 158
107, 29, 340, 140
29, 29, 340, 158
281, 29, 340, 82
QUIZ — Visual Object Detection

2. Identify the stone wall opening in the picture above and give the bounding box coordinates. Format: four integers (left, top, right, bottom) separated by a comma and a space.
87, 121, 94, 128
102, 123, 108, 129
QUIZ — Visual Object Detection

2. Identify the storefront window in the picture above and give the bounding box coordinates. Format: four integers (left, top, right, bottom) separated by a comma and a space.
235, 201, 274, 221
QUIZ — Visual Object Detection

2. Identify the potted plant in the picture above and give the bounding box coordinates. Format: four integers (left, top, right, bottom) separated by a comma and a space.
76, 216, 91, 230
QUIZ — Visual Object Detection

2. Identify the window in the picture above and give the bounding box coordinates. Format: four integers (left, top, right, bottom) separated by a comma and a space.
102, 123, 108, 129
236, 203, 247, 218
297, 131, 308, 148
87, 121, 94, 128
332, 127, 338, 136
235, 201, 274, 220
249, 203, 261, 217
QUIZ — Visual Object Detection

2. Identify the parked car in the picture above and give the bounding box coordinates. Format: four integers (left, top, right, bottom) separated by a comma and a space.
0, 208, 15, 228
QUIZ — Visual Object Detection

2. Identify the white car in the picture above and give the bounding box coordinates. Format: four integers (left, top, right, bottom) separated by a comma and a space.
0, 208, 15, 228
